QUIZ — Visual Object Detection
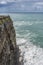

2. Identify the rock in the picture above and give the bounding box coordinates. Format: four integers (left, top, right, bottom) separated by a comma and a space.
0, 16, 20, 65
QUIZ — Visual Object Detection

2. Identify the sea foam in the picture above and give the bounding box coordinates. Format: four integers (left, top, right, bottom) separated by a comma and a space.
17, 38, 43, 65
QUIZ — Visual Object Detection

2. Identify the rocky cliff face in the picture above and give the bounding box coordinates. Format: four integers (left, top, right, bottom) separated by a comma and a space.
0, 16, 20, 65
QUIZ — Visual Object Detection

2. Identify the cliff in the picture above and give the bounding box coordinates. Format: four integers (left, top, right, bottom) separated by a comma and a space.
0, 16, 20, 65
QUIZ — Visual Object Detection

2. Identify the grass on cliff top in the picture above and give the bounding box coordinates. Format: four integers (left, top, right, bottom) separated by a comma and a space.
0, 16, 12, 25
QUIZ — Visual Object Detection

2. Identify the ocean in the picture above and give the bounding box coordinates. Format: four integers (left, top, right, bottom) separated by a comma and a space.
1, 13, 43, 65
10, 13, 43, 47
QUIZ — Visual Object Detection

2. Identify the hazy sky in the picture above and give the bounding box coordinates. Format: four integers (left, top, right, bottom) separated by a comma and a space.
0, 0, 43, 12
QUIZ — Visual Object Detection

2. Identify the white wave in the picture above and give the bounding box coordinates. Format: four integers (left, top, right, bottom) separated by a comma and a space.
16, 38, 43, 65
16, 38, 27, 45
13, 21, 34, 27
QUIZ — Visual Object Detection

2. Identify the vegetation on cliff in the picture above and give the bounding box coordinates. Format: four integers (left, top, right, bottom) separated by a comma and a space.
0, 16, 11, 24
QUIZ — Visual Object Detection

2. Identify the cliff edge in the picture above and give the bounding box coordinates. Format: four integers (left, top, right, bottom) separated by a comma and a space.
0, 16, 20, 65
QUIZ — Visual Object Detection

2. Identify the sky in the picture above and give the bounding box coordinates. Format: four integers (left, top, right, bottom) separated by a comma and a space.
0, 0, 43, 12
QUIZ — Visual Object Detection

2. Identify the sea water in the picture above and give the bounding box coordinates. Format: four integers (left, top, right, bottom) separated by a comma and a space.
10, 13, 43, 65
1, 13, 43, 65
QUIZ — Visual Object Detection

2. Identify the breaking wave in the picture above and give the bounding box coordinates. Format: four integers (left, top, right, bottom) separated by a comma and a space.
16, 38, 43, 65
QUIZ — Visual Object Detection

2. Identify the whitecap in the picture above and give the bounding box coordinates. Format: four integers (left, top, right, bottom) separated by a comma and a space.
16, 38, 43, 65
16, 38, 27, 46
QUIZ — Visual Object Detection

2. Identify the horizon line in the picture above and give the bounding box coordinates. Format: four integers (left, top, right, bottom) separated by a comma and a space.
0, 12, 43, 13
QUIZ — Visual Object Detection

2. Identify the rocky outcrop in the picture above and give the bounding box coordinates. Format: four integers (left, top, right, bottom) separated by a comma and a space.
0, 16, 20, 65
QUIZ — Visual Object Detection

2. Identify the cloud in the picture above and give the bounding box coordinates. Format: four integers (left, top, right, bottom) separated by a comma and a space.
0, 0, 43, 12
34, 2, 43, 6
0, 0, 16, 4
32, 2, 43, 11
6, 0, 16, 2
0, 1, 7, 4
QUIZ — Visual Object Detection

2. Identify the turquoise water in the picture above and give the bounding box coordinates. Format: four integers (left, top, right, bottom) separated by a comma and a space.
10, 13, 43, 48
10, 13, 43, 65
